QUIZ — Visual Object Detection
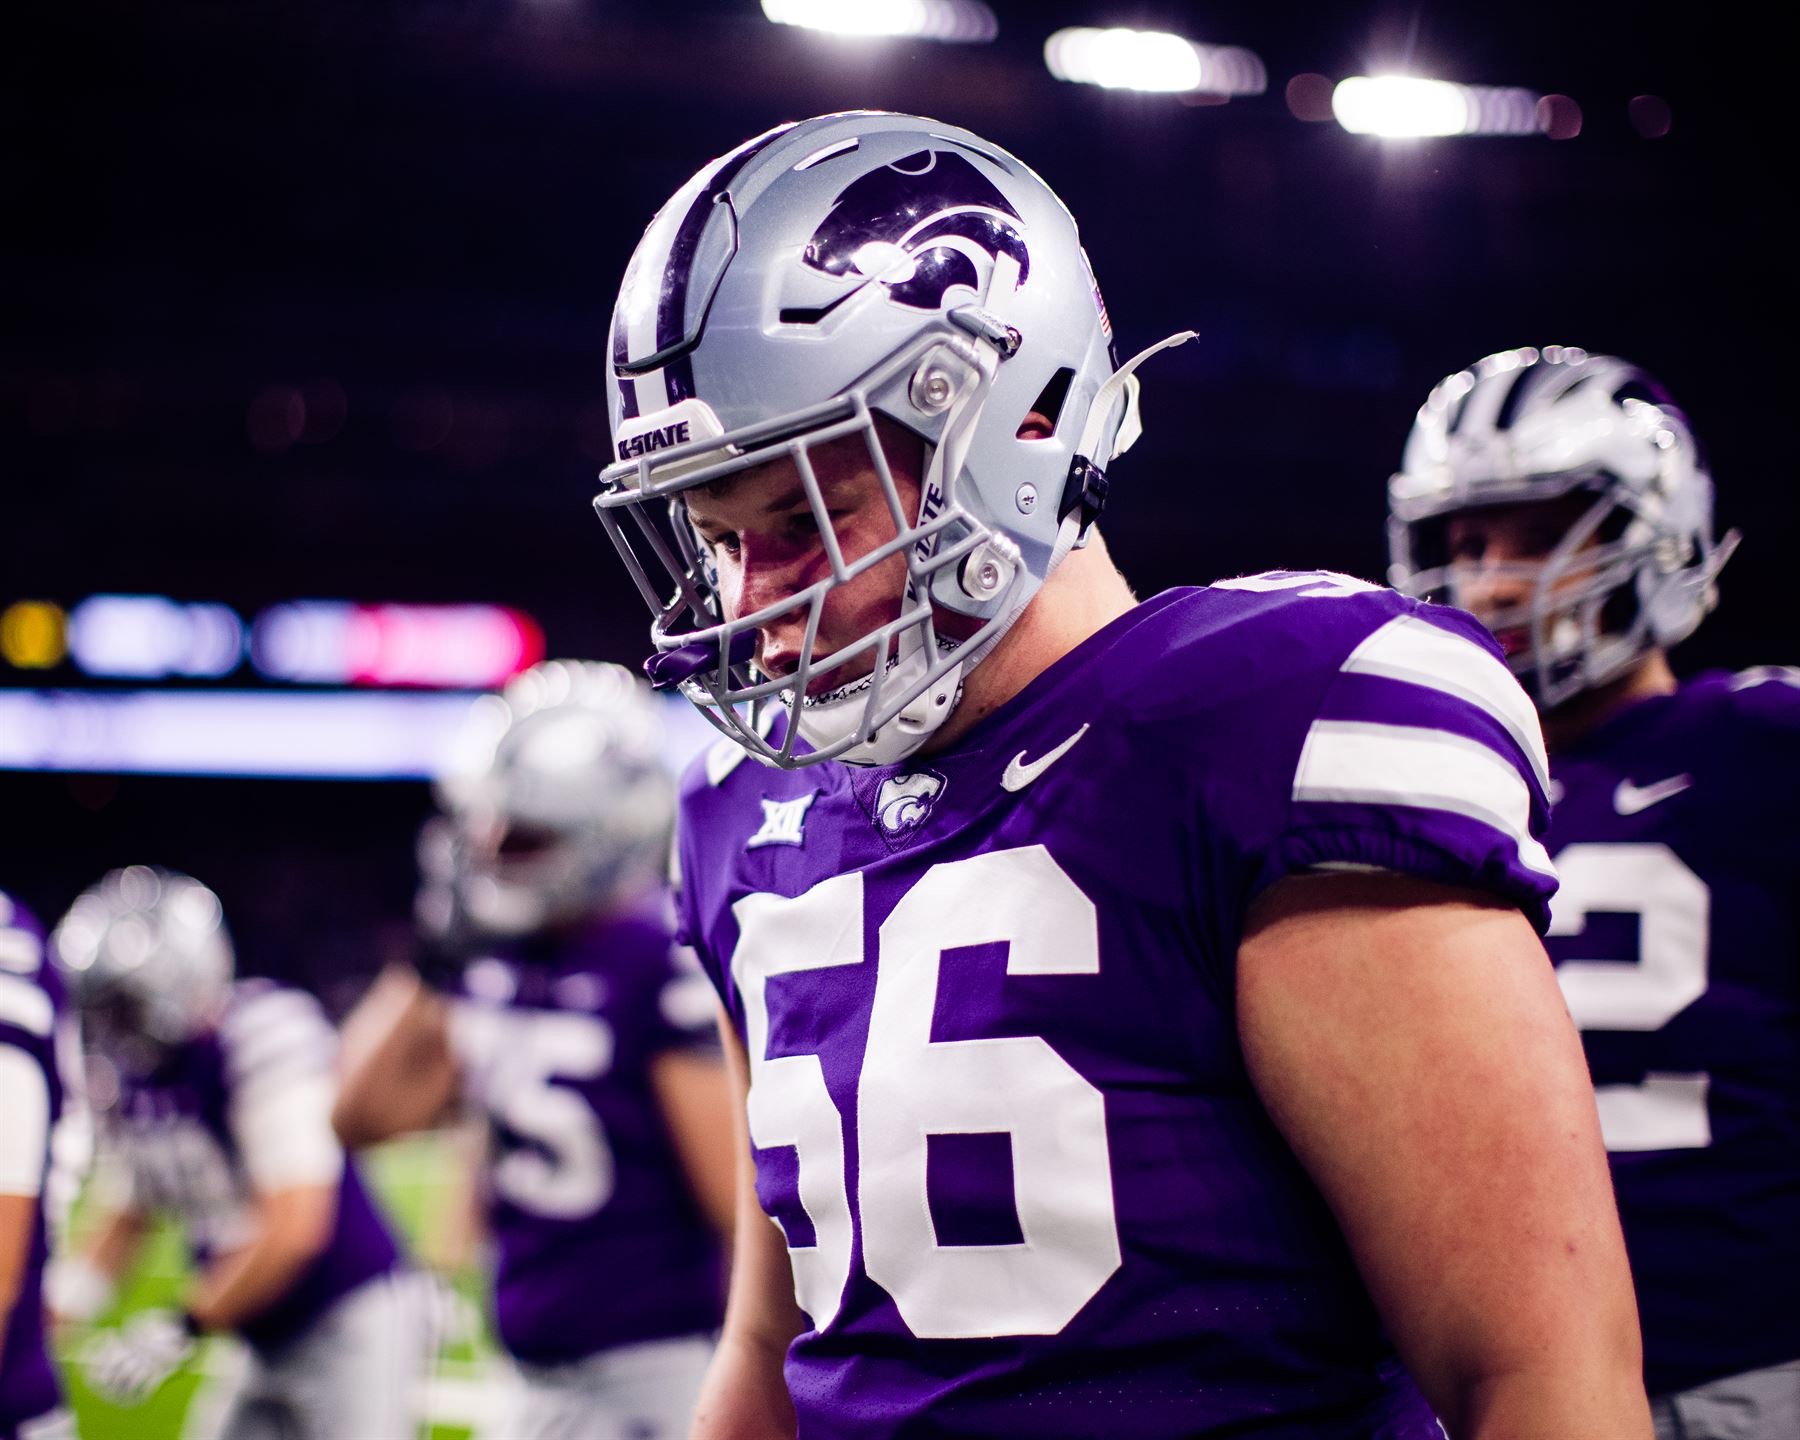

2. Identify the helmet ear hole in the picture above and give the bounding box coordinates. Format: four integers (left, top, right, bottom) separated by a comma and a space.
1023, 368, 1075, 438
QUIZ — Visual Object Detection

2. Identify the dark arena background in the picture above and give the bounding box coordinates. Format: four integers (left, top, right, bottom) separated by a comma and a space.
4, 0, 1788, 1011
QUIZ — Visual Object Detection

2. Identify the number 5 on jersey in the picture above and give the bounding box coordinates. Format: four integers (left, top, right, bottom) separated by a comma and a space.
732, 846, 1121, 1340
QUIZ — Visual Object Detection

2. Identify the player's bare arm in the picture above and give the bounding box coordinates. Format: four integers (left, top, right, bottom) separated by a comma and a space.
48, 1203, 150, 1328
1240, 871, 1649, 1438
689, 1018, 802, 1440
332, 961, 460, 1147
649, 1032, 736, 1240
0, 1192, 33, 1342
184, 1181, 337, 1333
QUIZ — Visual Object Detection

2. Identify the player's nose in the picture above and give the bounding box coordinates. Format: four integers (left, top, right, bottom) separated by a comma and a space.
1453, 563, 1530, 623
726, 550, 813, 676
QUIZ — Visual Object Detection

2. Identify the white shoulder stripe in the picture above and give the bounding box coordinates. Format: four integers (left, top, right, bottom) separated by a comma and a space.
1341, 615, 1550, 792
1293, 720, 1556, 880
222, 987, 320, 1037
224, 994, 333, 1082
0, 925, 42, 975
0, 973, 53, 1038
229, 1027, 333, 1086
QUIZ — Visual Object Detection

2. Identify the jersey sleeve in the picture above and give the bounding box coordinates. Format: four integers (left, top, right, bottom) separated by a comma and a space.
628, 895, 724, 1060
672, 745, 739, 1012
1721, 666, 1800, 869
1251, 597, 1558, 932
219, 985, 345, 1192
0, 898, 57, 1197
0, 1043, 50, 1196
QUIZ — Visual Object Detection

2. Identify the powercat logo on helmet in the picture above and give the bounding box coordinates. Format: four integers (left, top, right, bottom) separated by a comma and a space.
797, 149, 1030, 316
617, 421, 691, 461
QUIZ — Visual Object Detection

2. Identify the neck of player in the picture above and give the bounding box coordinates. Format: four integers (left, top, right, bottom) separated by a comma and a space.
1542, 649, 1678, 755
920, 531, 1138, 755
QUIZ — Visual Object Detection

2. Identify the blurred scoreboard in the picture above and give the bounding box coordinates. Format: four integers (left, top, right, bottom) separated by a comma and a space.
0, 594, 715, 780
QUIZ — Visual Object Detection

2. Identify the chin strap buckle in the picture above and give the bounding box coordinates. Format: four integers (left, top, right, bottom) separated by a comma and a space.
1058, 455, 1110, 530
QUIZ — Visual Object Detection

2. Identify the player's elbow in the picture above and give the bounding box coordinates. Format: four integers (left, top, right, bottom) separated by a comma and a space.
1423, 1265, 1647, 1437
330, 1086, 388, 1149
260, 1183, 338, 1267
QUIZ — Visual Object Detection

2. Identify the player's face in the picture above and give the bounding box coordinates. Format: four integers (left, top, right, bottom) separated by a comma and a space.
683, 417, 924, 694
1443, 493, 1598, 658
80, 992, 164, 1082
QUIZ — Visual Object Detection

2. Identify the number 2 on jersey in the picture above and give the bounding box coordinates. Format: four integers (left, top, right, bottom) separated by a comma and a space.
731, 846, 1121, 1339
1550, 843, 1711, 1151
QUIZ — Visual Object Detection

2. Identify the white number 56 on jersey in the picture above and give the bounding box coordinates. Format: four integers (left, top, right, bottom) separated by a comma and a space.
732, 846, 1121, 1340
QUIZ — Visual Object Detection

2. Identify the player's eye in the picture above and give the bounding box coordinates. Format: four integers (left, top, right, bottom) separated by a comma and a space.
699, 530, 740, 558
1447, 532, 1487, 564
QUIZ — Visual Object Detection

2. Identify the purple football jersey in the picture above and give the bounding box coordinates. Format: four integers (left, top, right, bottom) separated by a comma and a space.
0, 895, 65, 1431
450, 902, 724, 1364
108, 980, 400, 1352
676, 577, 1557, 1439
1543, 667, 1800, 1396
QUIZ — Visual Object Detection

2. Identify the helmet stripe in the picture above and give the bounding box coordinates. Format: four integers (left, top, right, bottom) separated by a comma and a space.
1492, 359, 1544, 431
656, 126, 792, 406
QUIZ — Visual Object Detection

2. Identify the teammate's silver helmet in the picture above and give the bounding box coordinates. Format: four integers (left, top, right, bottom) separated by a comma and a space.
434, 660, 673, 938
1388, 345, 1738, 709
593, 111, 1186, 767
51, 867, 234, 1058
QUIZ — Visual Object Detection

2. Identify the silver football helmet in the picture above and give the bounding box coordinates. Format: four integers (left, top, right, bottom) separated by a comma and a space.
434, 660, 673, 938
51, 867, 234, 1068
1388, 345, 1738, 709
593, 110, 1190, 767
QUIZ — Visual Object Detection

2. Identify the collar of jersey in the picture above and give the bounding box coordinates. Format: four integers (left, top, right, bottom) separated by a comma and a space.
853, 587, 1194, 778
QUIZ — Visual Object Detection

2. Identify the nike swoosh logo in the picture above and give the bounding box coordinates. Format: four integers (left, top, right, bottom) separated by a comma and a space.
1002, 724, 1090, 793
1613, 774, 1692, 815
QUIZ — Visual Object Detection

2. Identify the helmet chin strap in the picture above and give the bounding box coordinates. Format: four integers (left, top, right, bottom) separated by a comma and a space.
954, 329, 1197, 672
793, 336, 1001, 766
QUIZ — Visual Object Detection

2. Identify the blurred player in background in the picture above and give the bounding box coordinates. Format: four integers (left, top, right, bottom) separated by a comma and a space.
1390, 345, 1799, 1438
591, 111, 1647, 1438
1, 892, 83, 1440
47, 867, 424, 1440
334, 660, 732, 1440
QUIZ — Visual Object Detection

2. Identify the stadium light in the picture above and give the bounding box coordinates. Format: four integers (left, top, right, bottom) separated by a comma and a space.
250, 602, 544, 688
0, 601, 66, 669
1331, 75, 1544, 138
1044, 27, 1266, 97
67, 595, 246, 680
761, 0, 997, 42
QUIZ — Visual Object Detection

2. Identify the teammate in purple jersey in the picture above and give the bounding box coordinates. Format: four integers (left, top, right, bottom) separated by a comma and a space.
334, 660, 734, 1440
589, 112, 1649, 1438
1, 893, 82, 1440
47, 867, 425, 1440
1390, 345, 1799, 1438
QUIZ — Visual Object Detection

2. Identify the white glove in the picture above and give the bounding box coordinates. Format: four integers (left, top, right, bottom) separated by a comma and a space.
82, 1309, 196, 1405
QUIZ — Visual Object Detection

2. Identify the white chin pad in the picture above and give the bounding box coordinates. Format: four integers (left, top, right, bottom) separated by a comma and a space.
794, 630, 962, 767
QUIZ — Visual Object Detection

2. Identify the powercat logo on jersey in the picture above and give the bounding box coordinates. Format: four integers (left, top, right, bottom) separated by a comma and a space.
617, 421, 690, 462
797, 149, 1030, 316
874, 770, 945, 837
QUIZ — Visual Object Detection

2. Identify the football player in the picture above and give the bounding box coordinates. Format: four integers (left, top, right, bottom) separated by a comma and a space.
1389, 346, 1798, 1438
332, 660, 733, 1440
589, 112, 1649, 1438
1, 891, 82, 1440
48, 867, 424, 1440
